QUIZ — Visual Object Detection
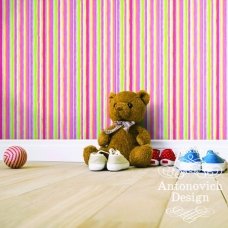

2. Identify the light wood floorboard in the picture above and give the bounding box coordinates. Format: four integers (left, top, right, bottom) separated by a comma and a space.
0, 162, 227, 228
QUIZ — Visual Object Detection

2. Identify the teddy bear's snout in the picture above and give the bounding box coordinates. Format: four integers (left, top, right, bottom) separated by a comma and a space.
115, 103, 126, 111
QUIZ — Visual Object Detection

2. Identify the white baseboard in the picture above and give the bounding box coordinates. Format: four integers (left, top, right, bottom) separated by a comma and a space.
0, 140, 228, 162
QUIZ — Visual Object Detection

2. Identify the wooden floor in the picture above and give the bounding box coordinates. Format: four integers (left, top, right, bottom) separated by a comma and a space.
0, 162, 228, 228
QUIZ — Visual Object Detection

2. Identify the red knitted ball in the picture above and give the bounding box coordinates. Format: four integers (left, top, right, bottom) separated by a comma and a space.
3, 146, 27, 169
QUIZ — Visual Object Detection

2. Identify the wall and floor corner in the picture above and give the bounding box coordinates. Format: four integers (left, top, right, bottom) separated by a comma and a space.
0, 0, 228, 141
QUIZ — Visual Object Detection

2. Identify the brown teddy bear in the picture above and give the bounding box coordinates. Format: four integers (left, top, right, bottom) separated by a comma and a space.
83, 90, 152, 168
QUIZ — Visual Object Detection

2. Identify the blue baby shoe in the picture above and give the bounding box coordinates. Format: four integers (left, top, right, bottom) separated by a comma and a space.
177, 149, 202, 172
202, 150, 227, 173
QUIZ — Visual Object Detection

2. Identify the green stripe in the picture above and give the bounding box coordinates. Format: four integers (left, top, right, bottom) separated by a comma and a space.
33, 0, 38, 138
10, 0, 15, 138
77, 1, 81, 138
184, 0, 188, 139
120, 0, 124, 91
207, 0, 212, 139
97, 0, 101, 136
53, 0, 58, 138
140, 0, 145, 89
163, 0, 168, 139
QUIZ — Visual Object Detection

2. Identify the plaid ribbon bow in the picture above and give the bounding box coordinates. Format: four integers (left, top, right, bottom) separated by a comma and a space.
104, 121, 135, 134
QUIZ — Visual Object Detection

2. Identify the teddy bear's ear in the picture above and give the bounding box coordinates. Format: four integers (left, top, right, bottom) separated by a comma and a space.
109, 92, 116, 100
137, 90, 150, 105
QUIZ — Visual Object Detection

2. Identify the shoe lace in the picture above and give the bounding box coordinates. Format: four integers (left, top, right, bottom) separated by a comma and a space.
97, 150, 110, 155
109, 148, 121, 155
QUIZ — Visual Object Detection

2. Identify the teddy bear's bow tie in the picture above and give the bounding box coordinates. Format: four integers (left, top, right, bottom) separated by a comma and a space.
104, 121, 135, 134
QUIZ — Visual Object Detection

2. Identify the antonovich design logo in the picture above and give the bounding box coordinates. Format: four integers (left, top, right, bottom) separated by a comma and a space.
166, 206, 215, 223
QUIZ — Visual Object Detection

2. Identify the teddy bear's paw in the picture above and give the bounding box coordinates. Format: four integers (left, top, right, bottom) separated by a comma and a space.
83, 146, 98, 165
129, 145, 152, 168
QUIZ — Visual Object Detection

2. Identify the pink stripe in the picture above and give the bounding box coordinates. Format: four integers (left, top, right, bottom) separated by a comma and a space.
203, 0, 207, 139
93, 0, 97, 138
200, 0, 204, 139
63, 0, 67, 138
73, 0, 76, 138
49, 0, 54, 138
43, 0, 46, 139
168, 0, 170, 138
194, 0, 197, 139
124, 0, 127, 90
179, 0, 183, 139
37, 0, 40, 138
58, 0, 61, 138
116, 0, 119, 91
80, 0, 84, 137
6, 0, 10, 138
160, 0, 164, 139
157, 0, 161, 139
223, 2, 227, 138
173, 0, 176, 139
86, 0, 89, 138
101, 0, 104, 130
113, 0, 116, 91
216, 0, 219, 139
136, 0, 140, 91
0, 0, 3, 138
129, 0, 133, 90
27, 0, 30, 138
188, 0, 191, 138
14, 1, 18, 138
150, 0, 154, 139
70, 0, 74, 138
107, 0, 111, 126
19, 0, 24, 138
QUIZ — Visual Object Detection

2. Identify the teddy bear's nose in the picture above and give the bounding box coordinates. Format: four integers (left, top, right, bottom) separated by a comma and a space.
115, 103, 124, 111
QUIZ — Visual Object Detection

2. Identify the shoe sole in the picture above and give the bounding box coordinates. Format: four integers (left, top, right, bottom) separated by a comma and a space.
107, 162, 129, 171
202, 162, 227, 173
160, 159, 175, 166
178, 161, 201, 172
89, 163, 106, 171
151, 159, 159, 166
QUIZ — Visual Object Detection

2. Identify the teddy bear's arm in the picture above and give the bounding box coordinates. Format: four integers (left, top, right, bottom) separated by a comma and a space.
98, 125, 115, 147
135, 126, 151, 146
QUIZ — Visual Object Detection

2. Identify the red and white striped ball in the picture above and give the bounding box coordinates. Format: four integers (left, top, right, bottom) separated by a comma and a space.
3, 146, 27, 169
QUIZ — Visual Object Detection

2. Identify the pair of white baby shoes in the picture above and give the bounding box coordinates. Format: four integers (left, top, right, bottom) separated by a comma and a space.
88, 148, 129, 172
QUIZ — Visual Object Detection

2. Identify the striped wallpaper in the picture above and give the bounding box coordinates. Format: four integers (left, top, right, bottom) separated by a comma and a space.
0, 0, 228, 140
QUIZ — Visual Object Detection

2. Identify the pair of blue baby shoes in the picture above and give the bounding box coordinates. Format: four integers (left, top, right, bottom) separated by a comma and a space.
175, 149, 227, 173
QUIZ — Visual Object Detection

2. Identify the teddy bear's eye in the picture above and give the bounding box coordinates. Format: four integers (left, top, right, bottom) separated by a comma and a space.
128, 103, 133, 108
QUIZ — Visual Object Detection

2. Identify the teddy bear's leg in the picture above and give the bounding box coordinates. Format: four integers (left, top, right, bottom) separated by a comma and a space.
83, 145, 98, 165
129, 144, 152, 168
